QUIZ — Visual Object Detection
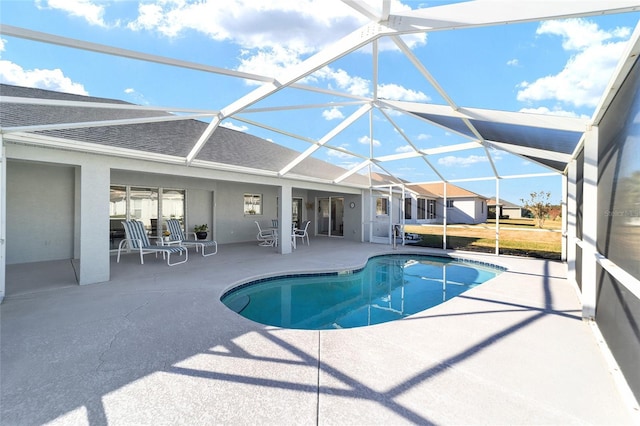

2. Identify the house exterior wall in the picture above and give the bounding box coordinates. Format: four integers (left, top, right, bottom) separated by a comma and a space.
401, 195, 438, 225
476, 199, 488, 223
6, 160, 75, 264
503, 206, 523, 219
445, 198, 486, 224
307, 190, 362, 242
5, 143, 360, 269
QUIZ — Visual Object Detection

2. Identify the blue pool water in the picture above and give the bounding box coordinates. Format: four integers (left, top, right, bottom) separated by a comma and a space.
221, 254, 503, 330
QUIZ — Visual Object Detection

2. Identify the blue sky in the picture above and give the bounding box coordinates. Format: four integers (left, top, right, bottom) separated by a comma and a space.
1, 0, 638, 205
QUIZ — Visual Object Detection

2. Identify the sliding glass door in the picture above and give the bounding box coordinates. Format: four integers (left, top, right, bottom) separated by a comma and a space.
109, 185, 185, 251
317, 197, 344, 237
109, 186, 127, 250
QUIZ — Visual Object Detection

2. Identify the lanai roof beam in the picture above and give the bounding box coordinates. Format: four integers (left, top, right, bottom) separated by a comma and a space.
279, 103, 372, 176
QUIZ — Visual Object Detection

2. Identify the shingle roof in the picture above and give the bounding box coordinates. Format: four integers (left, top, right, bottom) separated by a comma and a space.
0, 84, 369, 186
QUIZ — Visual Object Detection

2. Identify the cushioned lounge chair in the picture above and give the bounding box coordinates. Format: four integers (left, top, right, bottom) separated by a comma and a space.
117, 220, 188, 266
166, 219, 218, 257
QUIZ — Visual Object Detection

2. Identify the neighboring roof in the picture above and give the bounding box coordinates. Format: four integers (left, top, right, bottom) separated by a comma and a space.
486, 198, 522, 208
406, 182, 486, 199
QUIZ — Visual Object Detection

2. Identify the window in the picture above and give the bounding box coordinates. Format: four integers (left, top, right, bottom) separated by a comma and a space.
404, 198, 412, 219
417, 198, 426, 220
376, 198, 388, 215
109, 185, 185, 251
161, 189, 185, 234
244, 193, 262, 215
446, 199, 454, 208
427, 200, 436, 219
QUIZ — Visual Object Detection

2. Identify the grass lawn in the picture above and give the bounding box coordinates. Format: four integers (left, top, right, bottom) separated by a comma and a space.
404, 218, 562, 260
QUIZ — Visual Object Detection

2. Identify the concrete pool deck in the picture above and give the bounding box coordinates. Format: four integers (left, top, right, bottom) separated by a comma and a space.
2, 239, 638, 425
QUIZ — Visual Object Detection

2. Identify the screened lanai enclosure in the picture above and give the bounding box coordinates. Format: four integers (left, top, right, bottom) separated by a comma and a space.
1, 0, 639, 404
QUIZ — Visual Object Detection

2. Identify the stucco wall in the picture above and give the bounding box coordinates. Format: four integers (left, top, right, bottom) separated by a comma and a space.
7, 161, 75, 264
6, 143, 360, 264
446, 198, 485, 224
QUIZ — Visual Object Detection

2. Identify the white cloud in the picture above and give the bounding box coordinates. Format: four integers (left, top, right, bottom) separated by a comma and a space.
517, 19, 632, 108
220, 121, 249, 132
126, 0, 423, 51
128, 0, 362, 51
358, 135, 381, 147
507, 58, 519, 66
123, 87, 151, 105
537, 18, 629, 51
126, 0, 426, 92
395, 145, 415, 153
377, 83, 429, 102
0, 38, 6, 53
314, 66, 370, 96
437, 155, 488, 167
322, 107, 344, 120
519, 106, 589, 119
326, 143, 358, 161
36, 0, 111, 28
0, 60, 88, 95
237, 45, 302, 81
416, 133, 431, 140
327, 149, 354, 160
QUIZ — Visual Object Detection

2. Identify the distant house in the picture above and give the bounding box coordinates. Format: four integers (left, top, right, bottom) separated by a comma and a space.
404, 183, 488, 225
487, 198, 525, 219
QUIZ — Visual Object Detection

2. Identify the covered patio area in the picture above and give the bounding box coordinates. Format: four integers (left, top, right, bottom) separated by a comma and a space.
2, 240, 636, 424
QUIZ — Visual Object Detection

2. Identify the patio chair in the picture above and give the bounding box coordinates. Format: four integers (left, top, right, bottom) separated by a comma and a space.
166, 219, 218, 257
117, 220, 188, 266
293, 220, 311, 246
255, 221, 276, 247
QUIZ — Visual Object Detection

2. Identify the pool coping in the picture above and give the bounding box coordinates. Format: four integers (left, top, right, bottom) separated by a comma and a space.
3, 240, 637, 425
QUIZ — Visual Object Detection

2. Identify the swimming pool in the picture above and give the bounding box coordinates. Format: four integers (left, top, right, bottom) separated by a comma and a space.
222, 254, 504, 330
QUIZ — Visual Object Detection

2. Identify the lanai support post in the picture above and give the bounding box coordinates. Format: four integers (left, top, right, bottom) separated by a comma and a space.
566, 159, 578, 286
79, 161, 110, 285
278, 184, 293, 254
581, 127, 599, 319
561, 173, 568, 262
442, 182, 447, 250
495, 178, 500, 255
0, 139, 6, 303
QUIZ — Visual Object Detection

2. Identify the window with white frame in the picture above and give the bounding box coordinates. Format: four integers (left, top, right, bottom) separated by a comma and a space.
376, 197, 388, 215
244, 193, 262, 215
417, 198, 426, 220
446, 199, 454, 208
404, 198, 412, 219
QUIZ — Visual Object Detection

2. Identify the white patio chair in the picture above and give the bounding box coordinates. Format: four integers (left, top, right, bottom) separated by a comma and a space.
293, 220, 311, 246
117, 220, 188, 266
166, 219, 217, 257
255, 221, 276, 247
